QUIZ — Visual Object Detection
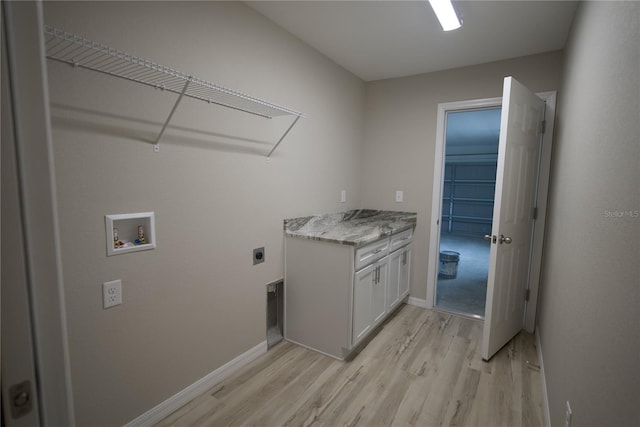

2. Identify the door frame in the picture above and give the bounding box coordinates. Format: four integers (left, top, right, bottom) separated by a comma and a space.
2, 1, 75, 425
426, 91, 557, 332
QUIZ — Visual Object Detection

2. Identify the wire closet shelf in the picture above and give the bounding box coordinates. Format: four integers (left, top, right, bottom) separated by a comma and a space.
43, 25, 305, 156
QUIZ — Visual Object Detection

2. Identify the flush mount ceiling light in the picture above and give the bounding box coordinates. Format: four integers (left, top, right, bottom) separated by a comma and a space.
429, 0, 462, 31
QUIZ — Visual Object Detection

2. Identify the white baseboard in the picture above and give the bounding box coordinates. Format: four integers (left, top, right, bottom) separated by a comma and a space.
125, 340, 268, 427
535, 327, 551, 427
407, 296, 427, 308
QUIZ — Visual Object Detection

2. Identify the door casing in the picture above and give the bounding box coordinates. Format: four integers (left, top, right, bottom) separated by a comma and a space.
426, 91, 557, 333
1, 1, 75, 425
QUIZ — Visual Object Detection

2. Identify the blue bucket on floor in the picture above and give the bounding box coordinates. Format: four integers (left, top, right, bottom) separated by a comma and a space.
439, 251, 460, 279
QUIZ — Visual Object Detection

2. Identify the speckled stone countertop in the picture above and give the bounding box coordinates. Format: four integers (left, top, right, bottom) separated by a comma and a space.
284, 209, 417, 247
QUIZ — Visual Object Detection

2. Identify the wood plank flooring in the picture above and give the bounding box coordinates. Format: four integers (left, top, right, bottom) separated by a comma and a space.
156, 304, 544, 427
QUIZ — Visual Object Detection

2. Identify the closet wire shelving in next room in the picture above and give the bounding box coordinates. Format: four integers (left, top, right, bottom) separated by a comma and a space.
43, 25, 306, 156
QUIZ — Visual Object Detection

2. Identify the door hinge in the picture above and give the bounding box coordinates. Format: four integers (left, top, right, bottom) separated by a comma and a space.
538, 120, 546, 135
532, 207, 538, 220
525, 289, 530, 301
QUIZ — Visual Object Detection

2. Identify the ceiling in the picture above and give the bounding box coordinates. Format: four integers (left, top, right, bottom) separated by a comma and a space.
246, 0, 578, 81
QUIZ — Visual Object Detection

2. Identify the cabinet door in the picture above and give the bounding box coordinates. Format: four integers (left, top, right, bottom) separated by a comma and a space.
387, 250, 402, 310
399, 244, 412, 299
353, 264, 374, 344
372, 259, 388, 324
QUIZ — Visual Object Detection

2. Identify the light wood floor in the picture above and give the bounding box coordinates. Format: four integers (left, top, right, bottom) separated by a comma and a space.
156, 304, 544, 426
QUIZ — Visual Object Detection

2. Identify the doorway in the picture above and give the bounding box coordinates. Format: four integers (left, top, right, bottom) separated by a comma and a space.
427, 85, 557, 360
435, 108, 501, 318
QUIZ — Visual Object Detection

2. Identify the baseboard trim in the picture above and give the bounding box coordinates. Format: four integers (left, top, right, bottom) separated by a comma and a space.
407, 296, 427, 308
535, 327, 551, 427
124, 340, 268, 427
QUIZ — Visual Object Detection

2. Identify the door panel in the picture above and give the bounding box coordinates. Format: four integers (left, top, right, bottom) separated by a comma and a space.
353, 264, 374, 345
372, 261, 387, 324
399, 246, 411, 299
482, 77, 545, 360
387, 250, 401, 309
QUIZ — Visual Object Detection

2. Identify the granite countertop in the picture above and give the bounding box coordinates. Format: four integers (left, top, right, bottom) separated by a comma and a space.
284, 209, 417, 247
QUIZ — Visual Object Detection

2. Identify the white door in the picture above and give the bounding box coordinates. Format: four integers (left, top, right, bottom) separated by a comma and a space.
482, 77, 545, 360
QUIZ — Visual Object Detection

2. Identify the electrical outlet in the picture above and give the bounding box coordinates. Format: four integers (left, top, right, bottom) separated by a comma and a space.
103, 280, 122, 309
395, 190, 404, 203
564, 401, 572, 427
253, 247, 265, 265
340, 190, 346, 203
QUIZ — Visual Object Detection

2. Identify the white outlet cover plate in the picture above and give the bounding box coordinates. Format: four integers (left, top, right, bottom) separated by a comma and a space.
103, 279, 122, 309
341, 190, 346, 203
395, 190, 404, 203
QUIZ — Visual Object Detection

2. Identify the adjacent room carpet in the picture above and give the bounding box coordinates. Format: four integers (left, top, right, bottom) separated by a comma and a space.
436, 233, 490, 317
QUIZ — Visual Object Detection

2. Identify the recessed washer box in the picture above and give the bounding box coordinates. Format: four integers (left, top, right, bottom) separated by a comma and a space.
105, 212, 156, 256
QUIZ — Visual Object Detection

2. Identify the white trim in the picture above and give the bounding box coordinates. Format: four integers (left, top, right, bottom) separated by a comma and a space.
535, 328, 551, 427
3, 2, 76, 424
124, 341, 268, 427
524, 91, 557, 332
426, 97, 502, 310
406, 296, 428, 308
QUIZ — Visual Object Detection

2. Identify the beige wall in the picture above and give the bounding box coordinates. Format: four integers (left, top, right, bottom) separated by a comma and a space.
44, 2, 638, 425
538, 2, 640, 426
44, 2, 364, 425
361, 51, 564, 300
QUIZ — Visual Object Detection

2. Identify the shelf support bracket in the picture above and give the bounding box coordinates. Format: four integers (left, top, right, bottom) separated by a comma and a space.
266, 115, 301, 158
153, 79, 191, 152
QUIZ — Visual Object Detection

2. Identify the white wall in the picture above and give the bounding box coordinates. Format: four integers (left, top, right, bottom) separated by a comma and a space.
537, 2, 640, 426
43, 2, 365, 425
361, 51, 564, 300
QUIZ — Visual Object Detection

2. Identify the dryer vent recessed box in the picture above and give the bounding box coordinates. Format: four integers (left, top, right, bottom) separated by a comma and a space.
105, 212, 156, 256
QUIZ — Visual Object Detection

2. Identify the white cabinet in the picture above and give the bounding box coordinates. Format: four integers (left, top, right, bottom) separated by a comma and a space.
353, 256, 389, 347
285, 228, 412, 360
388, 229, 413, 312
353, 263, 374, 343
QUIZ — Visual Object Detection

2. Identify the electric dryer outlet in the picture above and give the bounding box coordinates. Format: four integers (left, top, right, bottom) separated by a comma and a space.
253, 247, 265, 265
